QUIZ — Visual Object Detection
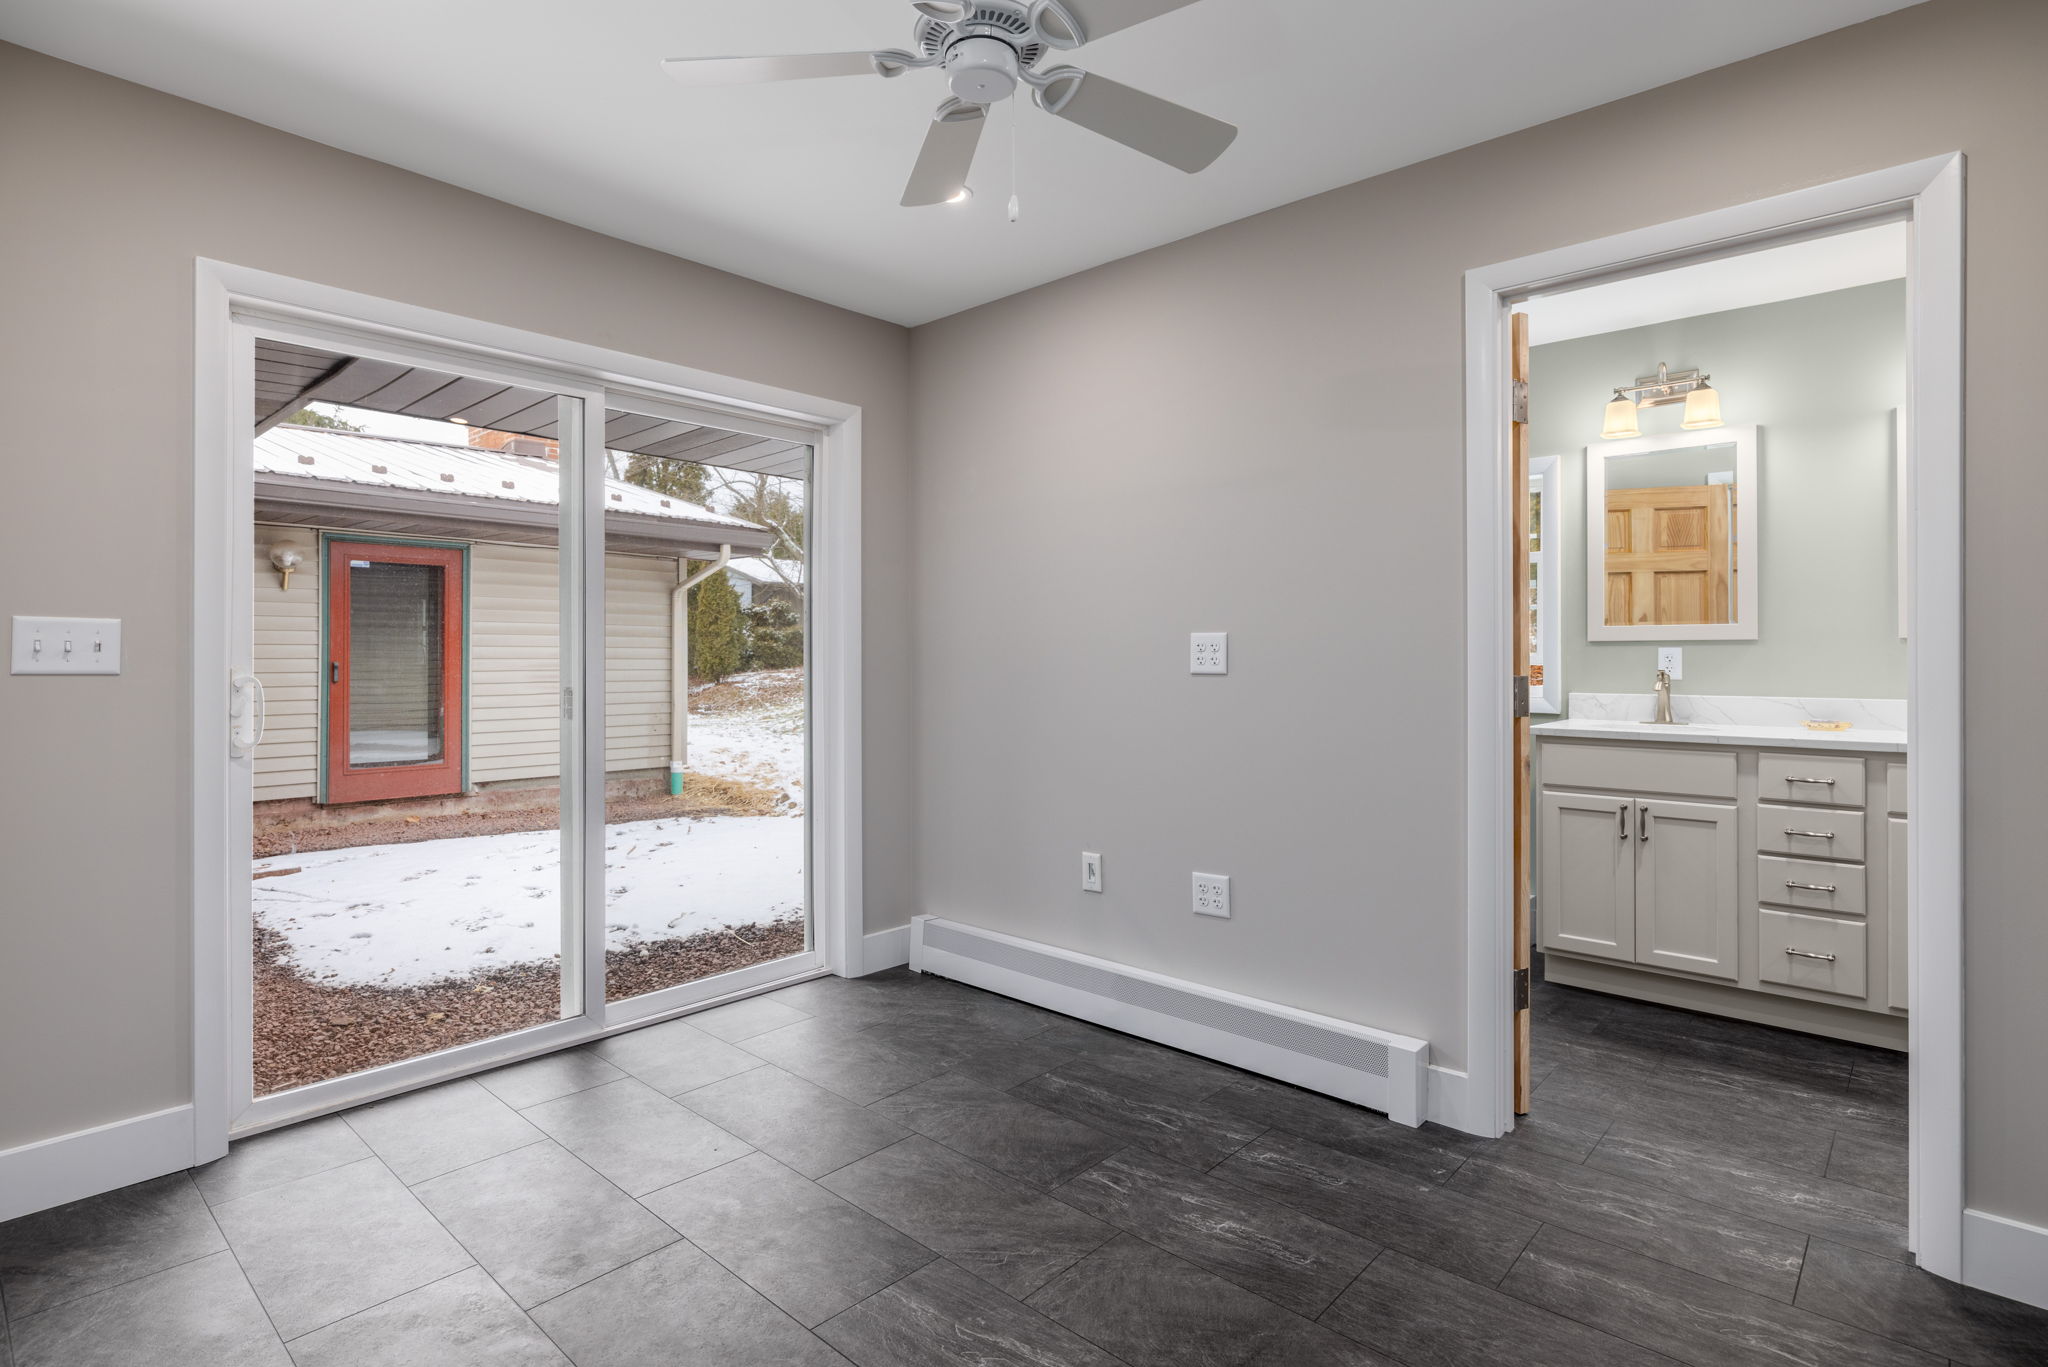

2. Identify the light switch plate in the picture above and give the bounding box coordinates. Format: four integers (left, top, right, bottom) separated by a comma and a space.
1193, 872, 1231, 918
1190, 632, 1228, 674
1081, 851, 1103, 893
12, 617, 121, 675
1656, 647, 1682, 679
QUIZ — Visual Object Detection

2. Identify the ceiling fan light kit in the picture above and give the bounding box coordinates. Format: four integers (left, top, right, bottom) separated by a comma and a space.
660, 0, 1237, 208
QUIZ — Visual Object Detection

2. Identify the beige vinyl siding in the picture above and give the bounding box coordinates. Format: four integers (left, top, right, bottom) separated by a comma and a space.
251, 526, 679, 797
252, 524, 321, 801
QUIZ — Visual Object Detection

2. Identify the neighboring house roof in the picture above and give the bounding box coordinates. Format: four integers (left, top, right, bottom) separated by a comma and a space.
254, 425, 777, 557
724, 556, 804, 587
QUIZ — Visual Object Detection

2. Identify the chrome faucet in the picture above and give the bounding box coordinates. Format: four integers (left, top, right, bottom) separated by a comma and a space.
1650, 668, 1686, 725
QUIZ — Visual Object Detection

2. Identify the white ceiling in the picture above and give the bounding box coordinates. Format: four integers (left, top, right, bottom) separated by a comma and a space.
2, 0, 1922, 325
1522, 221, 1909, 345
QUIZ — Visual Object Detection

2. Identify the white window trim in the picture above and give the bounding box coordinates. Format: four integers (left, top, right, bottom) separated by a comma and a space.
193, 260, 864, 1147
1527, 454, 1560, 714
1462, 154, 1965, 1285
1584, 424, 1760, 642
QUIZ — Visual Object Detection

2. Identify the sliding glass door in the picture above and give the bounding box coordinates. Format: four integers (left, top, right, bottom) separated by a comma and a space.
235, 329, 823, 1126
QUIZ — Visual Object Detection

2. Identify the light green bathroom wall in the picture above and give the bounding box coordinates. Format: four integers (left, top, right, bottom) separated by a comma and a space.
1531, 279, 1906, 708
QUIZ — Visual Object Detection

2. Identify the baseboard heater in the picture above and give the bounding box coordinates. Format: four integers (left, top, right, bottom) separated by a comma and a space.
910, 916, 1428, 1127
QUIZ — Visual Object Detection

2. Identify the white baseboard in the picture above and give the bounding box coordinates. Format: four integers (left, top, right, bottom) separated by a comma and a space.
859, 923, 911, 975
1963, 1207, 2048, 1310
1426, 1065, 1474, 1132
0, 1106, 195, 1224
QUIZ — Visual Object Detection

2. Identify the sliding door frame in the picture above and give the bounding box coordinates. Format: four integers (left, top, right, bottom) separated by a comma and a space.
193, 260, 863, 1147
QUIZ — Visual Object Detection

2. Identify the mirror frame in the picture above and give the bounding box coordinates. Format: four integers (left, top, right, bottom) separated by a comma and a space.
1585, 423, 1759, 642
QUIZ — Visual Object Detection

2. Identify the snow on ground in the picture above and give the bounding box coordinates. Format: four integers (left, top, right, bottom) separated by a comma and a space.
255, 670, 806, 988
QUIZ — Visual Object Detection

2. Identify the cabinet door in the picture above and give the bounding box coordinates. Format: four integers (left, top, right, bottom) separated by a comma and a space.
1539, 792, 1635, 962
1634, 799, 1739, 980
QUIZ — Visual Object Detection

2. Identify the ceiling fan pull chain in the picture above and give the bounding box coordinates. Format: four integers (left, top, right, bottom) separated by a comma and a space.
1008, 96, 1022, 222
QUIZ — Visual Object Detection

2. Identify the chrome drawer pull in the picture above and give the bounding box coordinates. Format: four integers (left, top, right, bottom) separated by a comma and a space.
1784, 880, 1839, 893
1783, 775, 1837, 785
1784, 947, 1838, 962
1782, 828, 1836, 839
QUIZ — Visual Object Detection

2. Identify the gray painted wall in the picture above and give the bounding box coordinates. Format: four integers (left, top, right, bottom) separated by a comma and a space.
0, 43, 914, 1154
911, 0, 2048, 1225
1533, 281, 1908, 704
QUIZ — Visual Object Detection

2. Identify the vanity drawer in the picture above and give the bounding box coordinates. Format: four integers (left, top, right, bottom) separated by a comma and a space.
1760, 909, 1868, 999
1758, 804, 1867, 862
1540, 743, 1736, 800
1758, 853, 1867, 916
1757, 752, 1866, 808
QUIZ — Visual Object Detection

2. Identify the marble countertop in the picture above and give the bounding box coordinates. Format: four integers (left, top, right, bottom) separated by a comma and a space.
1532, 717, 1908, 753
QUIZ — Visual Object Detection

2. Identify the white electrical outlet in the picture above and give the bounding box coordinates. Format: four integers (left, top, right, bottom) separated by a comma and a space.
1081, 851, 1103, 893
1190, 632, 1228, 674
11, 617, 122, 675
1657, 647, 1683, 679
1192, 872, 1231, 918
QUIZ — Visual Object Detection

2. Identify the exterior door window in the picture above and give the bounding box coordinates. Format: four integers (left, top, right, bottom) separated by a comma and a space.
324, 540, 465, 803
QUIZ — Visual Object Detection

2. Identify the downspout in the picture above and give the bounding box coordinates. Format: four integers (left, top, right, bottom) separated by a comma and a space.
670, 546, 732, 795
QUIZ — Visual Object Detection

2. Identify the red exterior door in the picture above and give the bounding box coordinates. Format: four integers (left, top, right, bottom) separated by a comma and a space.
324, 540, 466, 804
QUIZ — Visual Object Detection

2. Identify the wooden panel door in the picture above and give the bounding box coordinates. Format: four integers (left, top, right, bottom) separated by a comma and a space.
1510, 312, 1533, 1114
1538, 792, 1635, 963
1604, 483, 1732, 626
1633, 798, 1739, 980
324, 539, 467, 804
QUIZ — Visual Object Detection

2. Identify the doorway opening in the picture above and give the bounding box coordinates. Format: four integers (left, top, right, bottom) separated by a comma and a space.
1463, 156, 1963, 1282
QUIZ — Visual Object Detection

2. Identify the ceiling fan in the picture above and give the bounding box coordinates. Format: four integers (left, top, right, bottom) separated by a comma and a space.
661, 0, 1237, 207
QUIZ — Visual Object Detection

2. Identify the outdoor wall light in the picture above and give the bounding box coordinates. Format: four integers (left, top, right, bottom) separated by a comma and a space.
269, 541, 306, 592
1600, 360, 1725, 438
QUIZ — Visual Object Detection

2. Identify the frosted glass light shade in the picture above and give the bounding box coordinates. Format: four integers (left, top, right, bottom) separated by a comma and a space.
1601, 394, 1641, 440
1681, 381, 1724, 430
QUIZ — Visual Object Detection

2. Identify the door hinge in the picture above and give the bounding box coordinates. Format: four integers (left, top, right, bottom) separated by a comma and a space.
560, 685, 575, 720
1513, 966, 1531, 1013
1511, 378, 1529, 425
1512, 675, 1530, 718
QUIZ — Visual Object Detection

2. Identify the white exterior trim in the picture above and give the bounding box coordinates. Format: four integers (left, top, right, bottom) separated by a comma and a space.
0, 1107, 196, 1225
1463, 155, 1966, 1283
182, 261, 866, 1179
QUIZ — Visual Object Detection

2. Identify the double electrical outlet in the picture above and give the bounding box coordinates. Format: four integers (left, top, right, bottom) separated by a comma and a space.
1079, 852, 1231, 919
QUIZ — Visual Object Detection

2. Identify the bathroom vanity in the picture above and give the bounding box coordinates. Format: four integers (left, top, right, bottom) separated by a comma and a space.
1532, 698, 1907, 1049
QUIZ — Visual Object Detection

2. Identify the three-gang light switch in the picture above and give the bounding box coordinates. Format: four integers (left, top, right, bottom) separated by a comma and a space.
11, 617, 122, 675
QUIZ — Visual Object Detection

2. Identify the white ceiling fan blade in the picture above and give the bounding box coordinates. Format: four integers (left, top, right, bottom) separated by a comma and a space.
902, 100, 987, 206
659, 52, 880, 87
1036, 69, 1235, 173
1040, 0, 1204, 44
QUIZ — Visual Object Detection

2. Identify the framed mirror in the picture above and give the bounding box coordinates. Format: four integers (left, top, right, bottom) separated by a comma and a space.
1585, 424, 1757, 641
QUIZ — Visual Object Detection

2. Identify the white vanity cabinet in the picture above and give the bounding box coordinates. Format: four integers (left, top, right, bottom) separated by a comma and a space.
1534, 730, 1907, 1049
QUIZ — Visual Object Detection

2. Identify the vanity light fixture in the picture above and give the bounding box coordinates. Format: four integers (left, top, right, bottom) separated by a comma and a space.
1600, 361, 1724, 438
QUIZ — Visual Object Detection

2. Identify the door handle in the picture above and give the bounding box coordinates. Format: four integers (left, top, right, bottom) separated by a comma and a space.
331, 660, 341, 685
1618, 807, 1628, 840
1638, 805, 1649, 841
229, 672, 266, 758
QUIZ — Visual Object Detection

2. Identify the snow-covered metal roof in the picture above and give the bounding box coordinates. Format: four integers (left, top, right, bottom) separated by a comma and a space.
257, 426, 763, 532
724, 556, 804, 586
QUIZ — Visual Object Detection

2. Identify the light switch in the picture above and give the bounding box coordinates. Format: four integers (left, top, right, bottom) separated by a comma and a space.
11, 617, 122, 675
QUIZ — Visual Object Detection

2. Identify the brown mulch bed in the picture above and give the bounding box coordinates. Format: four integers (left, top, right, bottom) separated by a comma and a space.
254, 916, 808, 1096
691, 669, 804, 716
254, 771, 788, 857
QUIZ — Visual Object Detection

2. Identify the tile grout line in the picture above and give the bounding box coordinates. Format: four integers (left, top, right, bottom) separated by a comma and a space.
191, 1169, 294, 1355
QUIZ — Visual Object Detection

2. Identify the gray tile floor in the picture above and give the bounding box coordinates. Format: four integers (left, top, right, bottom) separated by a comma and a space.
4, 965, 2045, 1366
